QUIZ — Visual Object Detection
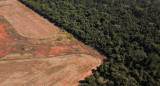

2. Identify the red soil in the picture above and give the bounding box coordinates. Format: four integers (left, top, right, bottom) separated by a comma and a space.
0, 23, 8, 39
0, 22, 102, 59
0, 23, 10, 56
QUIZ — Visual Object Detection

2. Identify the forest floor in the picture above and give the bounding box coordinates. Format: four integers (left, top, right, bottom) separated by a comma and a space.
0, 0, 105, 86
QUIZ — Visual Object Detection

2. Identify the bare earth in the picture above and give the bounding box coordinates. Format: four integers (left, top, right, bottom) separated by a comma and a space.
0, 0, 104, 86
0, 54, 101, 86
0, 0, 60, 39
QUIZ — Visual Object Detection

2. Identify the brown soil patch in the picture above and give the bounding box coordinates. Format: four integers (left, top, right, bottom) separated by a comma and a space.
0, 54, 101, 86
0, 0, 60, 39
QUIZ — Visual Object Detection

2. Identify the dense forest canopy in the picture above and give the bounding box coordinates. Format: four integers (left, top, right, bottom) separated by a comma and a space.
19, 0, 160, 86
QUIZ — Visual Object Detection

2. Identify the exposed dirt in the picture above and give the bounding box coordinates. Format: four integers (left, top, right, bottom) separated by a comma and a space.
0, 0, 105, 86
0, 17, 104, 60
0, 0, 60, 39
0, 54, 101, 86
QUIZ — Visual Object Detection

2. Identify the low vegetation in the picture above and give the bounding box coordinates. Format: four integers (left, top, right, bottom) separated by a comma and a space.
19, 0, 160, 85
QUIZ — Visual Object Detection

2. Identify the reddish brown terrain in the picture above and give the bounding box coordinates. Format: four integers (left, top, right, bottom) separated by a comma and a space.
0, 0, 104, 86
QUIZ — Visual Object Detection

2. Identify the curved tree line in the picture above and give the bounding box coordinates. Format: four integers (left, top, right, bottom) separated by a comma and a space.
19, 0, 160, 85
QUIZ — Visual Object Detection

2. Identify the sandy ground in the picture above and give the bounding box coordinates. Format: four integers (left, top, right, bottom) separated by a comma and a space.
0, 0, 104, 86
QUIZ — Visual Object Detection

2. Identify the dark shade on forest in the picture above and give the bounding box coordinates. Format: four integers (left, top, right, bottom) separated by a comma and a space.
18, 0, 160, 86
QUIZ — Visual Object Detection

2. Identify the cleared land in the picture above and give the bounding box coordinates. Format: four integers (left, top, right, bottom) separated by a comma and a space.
0, 54, 101, 86
0, 0, 104, 86
0, 0, 60, 39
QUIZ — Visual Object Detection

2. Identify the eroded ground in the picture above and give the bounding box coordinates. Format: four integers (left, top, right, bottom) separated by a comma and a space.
0, 0, 104, 86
